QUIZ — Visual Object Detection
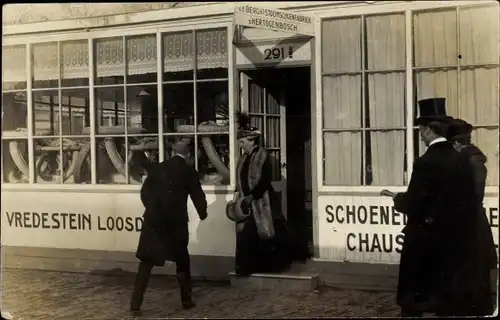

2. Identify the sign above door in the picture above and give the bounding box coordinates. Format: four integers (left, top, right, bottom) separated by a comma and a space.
233, 4, 315, 38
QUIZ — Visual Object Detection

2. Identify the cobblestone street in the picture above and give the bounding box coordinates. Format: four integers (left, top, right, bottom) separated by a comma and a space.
1, 268, 400, 319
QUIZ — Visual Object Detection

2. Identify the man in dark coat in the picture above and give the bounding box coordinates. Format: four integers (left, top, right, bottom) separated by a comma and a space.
446, 118, 497, 313
393, 98, 486, 317
130, 140, 208, 314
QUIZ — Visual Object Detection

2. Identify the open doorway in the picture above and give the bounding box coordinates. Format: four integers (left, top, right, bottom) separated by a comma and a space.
240, 66, 313, 259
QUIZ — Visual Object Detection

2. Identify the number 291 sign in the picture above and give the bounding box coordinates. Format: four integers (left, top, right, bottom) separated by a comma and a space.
264, 46, 294, 60
235, 41, 311, 67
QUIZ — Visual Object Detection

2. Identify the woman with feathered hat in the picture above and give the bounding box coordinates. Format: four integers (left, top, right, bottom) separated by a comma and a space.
446, 118, 496, 315
226, 112, 293, 275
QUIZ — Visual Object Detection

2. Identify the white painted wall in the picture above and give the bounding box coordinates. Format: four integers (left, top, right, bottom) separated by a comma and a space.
1, 191, 235, 257
317, 195, 499, 263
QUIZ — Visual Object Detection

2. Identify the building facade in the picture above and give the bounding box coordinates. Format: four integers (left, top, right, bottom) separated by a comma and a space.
2, 1, 498, 285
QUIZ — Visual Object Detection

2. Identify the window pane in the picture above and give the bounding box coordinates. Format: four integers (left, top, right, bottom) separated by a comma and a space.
126, 85, 158, 133
61, 89, 90, 135
32, 42, 59, 88
163, 83, 194, 133
95, 87, 126, 131
267, 149, 282, 182
60, 40, 89, 87
126, 34, 157, 84
94, 37, 125, 85
459, 5, 499, 65
2, 139, 29, 183
367, 72, 406, 128
323, 131, 362, 186
366, 14, 405, 70
196, 28, 228, 79
265, 116, 280, 149
473, 128, 499, 186
322, 75, 362, 129
196, 81, 229, 132
366, 130, 406, 186
197, 134, 229, 185
2, 91, 27, 133
2, 45, 27, 90
33, 90, 60, 136
128, 135, 159, 184
63, 137, 91, 184
413, 9, 457, 67
34, 137, 60, 183
322, 17, 362, 73
163, 31, 194, 81
414, 70, 459, 118
96, 136, 127, 184
249, 80, 264, 114
459, 67, 499, 126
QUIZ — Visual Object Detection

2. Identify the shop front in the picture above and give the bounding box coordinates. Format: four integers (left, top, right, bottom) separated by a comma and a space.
2, 1, 498, 286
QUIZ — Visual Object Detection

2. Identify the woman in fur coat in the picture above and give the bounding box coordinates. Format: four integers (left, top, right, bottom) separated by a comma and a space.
229, 112, 294, 276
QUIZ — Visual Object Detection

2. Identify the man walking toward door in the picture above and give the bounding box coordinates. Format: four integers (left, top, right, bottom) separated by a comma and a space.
130, 140, 208, 315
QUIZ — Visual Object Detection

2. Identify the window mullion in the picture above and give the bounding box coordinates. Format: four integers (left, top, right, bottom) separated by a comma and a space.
193, 30, 199, 171
360, 15, 367, 186
26, 43, 35, 184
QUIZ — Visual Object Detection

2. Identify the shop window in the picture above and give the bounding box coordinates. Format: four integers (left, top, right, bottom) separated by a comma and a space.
29, 40, 92, 185
2, 27, 229, 187
161, 28, 230, 186
94, 35, 159, 185
2, 45, 29, 183
92, 28, 229, 185
321, 13, 407, 186
413, 5, 499, 186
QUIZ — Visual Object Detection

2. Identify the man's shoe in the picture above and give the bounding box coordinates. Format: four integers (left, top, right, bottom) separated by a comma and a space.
182, 301, 196, 310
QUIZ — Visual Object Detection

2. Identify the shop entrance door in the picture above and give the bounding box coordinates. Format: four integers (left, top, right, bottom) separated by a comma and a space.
240, 70, 288, 218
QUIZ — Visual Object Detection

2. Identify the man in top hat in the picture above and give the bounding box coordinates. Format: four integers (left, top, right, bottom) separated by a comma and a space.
392, 97, 485, 316
446, 118, 497, 314
130, 139, 208, 315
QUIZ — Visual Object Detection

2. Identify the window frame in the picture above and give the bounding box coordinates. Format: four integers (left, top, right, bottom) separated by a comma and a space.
316, 0, 499, 193
1, 20, 236, 192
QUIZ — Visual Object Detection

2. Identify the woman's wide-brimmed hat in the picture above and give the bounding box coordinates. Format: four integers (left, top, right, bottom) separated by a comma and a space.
226, 197, 252, 223
236, 111, 262, 139
446, 118, 473, 142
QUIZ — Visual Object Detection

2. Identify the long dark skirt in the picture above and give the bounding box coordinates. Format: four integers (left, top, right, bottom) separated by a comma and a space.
235, 214, 293, 275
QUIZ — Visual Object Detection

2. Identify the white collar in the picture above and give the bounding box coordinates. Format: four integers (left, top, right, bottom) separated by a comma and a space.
429, 137, 447, 147
173, 153, 186, 159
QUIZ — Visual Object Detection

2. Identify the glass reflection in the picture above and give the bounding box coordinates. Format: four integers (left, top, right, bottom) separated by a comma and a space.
2, 45, 27, 91
163, 83, 195, 133
2, 91, 28, 133
197, 134, 230, 185
2, 139, 29, 183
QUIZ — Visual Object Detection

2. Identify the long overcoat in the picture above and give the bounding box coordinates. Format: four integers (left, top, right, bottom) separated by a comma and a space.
394, 141, 489, 316
135, 156, 207, 267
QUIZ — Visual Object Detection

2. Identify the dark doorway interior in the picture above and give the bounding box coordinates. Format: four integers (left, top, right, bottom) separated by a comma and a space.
245, 66, 313, 258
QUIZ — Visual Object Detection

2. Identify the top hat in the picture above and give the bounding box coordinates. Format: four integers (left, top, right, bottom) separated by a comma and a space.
446, 118, 473, 141
226, 197, 252, 223
415, 98, 453, 125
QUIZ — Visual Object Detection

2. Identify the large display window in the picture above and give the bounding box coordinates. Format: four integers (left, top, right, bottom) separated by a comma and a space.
320, 4, 499, 188
2, 27, 231, 186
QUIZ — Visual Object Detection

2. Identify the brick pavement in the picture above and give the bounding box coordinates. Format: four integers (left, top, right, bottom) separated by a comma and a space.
1, 268, 400, 319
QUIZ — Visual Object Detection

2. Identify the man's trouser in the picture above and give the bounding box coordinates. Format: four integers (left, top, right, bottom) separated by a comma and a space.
131, 227, 192, 310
